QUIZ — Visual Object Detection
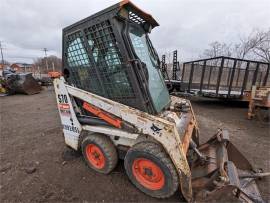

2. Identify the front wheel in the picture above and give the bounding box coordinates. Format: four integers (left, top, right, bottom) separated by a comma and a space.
124, 142, 179, 198
81, 134, 118, 174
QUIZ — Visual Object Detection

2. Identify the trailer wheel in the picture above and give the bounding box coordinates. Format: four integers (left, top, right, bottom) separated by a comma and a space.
81, 134, 118, 174
124, 142, 179, 198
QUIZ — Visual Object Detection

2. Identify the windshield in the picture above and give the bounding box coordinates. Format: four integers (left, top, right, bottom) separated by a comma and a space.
129, 24, 171, 113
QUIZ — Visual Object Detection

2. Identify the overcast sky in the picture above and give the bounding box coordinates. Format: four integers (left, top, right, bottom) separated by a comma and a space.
0, 0, 269, 63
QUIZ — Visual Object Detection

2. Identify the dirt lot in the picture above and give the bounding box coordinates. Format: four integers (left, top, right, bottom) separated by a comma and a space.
0, 88, 269, 202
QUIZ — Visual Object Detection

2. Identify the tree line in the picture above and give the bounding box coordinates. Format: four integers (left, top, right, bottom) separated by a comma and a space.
201, 28, 270, 62
33, 55, 62, 73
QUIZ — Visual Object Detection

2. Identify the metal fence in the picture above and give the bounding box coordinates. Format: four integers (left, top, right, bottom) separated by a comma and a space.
162, 56, 270, 99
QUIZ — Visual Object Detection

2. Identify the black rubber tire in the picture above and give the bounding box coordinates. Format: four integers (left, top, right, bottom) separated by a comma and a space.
81, 134, 118, 174
124, 142, 179, 198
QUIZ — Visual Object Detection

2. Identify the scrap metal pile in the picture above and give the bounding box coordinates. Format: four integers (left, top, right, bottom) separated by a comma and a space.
1, 67, 42, 95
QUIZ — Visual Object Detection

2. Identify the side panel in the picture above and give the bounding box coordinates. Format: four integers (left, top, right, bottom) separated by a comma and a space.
82, 125, 138, 147
53, 78, 82, 150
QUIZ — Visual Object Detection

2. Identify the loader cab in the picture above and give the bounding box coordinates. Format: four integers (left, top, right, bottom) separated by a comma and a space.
62, 0, 170, 114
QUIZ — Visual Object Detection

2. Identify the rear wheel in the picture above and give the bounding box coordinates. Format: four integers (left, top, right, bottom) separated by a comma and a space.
81, 134, 118, 174
124, 142, 179, 198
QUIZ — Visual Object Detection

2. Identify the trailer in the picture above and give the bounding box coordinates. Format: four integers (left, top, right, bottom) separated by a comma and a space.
163, 56, 270, 100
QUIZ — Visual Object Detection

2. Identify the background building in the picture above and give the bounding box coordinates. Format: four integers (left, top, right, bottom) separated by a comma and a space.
10, 63, 34, 72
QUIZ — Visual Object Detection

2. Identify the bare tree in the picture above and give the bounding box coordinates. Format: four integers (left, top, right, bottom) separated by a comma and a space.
201, 42, 232, 67
252, 29, 270, 62
200, 28, 270, 63
202, 41, 232, 58
34, 55, 62, 73
199, 29, 270, 88
233, 30, 262, 60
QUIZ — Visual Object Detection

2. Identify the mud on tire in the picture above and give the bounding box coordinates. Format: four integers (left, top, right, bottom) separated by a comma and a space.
124, 141, 179, 198
81, 134, 118, 174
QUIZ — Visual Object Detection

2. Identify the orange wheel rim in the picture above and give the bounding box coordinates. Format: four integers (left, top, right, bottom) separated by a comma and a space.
86, 144, 105, 169
132, 158, 165, 190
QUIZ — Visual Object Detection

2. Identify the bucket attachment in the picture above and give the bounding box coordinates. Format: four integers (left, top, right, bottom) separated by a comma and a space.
6, 73, 42, 95
191, 130, 267, 202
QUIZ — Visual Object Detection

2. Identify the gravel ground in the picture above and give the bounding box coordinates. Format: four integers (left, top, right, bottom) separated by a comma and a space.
0, 88, 269, 202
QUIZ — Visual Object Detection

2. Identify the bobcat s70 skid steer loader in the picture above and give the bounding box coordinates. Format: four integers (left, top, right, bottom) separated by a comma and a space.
53, 1, 268, 202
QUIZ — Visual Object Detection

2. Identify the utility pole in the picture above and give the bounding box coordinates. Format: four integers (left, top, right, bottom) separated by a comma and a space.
0, 41, 4, 65
43, 48, 49, 72
38, 66, 41, 78
23, 63, 26, 73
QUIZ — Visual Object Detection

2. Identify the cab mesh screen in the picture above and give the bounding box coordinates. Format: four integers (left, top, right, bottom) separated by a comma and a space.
65, 20, 135, 103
